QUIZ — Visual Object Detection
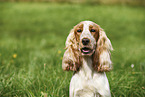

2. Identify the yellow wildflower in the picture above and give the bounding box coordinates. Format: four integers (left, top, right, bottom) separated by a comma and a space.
13, 54, 17, 58
60, 57, 63, 60
132, 72, 135, 74
58, 50, 61, 54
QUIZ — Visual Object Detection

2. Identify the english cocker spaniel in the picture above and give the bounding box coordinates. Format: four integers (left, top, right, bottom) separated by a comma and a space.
62, 21, 113, 97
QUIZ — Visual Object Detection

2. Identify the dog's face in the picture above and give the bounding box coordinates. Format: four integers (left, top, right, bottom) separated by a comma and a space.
63, 21, 113, 72
74, 21, 100, 56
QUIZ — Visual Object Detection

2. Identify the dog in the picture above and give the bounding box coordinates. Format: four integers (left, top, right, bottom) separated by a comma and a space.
62, 21, 113, 97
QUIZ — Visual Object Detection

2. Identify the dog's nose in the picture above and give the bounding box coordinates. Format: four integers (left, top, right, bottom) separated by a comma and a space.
82, 38, 90, 45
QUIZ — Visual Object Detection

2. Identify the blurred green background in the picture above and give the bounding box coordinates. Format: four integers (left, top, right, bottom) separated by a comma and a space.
0, 0, 145, 97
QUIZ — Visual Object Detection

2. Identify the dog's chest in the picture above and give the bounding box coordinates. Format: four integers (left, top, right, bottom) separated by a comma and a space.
75, 57, 104, 89
70, 57, 110, 97
71, 72, 106, 97
75, 79, 96, 96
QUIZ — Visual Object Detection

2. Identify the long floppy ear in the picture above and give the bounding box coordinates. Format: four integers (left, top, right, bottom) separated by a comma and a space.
62, 29, 81, 71
93, 28, 113, 72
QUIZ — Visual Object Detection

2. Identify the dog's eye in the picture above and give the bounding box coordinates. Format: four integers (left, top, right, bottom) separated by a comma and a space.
90, 29, 96, 32
77, 29, 82, 32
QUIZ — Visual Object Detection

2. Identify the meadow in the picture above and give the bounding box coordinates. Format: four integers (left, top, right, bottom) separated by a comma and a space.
0, 2, 145, 97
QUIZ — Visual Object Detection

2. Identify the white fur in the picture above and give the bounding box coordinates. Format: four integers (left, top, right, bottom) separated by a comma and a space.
69, 56, 111, 97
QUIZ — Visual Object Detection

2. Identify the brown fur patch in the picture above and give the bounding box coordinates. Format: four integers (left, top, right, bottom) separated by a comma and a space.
92, 25, 112, 72
71, 45, 82, 71
89, 24, 99, 42
74, 23, 83, 42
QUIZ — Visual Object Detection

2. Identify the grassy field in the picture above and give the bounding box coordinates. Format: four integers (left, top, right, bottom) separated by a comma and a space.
0, 2, 145, 97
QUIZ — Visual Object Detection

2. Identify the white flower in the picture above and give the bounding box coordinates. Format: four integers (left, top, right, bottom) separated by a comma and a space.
131, 64, 134, 68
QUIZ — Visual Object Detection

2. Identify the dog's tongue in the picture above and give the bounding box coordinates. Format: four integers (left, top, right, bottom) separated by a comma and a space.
81, 47, 93, 55
82, 49, 90, 53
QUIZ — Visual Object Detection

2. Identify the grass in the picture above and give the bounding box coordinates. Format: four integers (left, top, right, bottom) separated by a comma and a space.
0, 2, 145, 97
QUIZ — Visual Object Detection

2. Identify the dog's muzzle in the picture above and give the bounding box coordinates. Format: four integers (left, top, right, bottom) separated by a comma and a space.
80, 38, 95, 56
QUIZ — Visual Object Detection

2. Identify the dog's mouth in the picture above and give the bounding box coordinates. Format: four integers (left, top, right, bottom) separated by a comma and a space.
81, 47, 94, 56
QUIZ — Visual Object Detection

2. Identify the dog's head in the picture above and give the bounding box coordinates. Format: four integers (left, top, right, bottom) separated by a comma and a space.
65, 21, 113, 72
74, 21, 99, 56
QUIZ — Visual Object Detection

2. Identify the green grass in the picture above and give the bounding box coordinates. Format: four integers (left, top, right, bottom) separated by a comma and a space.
0, 2, 145, 97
